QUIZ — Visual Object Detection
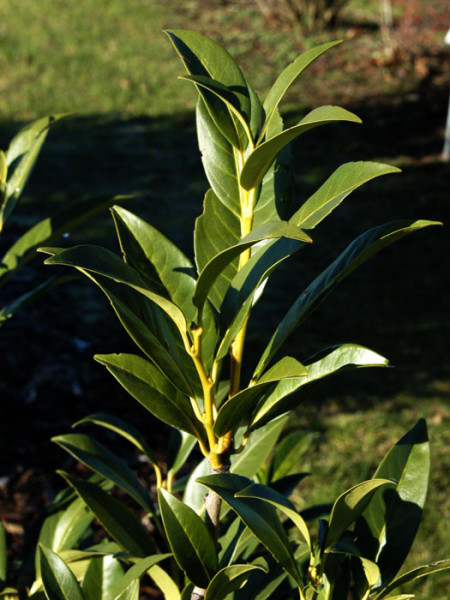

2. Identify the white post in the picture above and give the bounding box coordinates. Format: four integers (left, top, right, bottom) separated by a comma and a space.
442, 29, 450, 160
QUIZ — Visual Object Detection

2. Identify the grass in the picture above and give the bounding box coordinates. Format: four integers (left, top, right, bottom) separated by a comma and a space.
1, 0, 449, 597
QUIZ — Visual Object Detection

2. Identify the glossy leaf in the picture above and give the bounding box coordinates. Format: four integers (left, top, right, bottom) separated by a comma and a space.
204, 564, 266, 600
261, 41, 341, 139
2, 115, 66, 229
39, 545, 85, 600
115, 555, 172, 597
52, 433, 154, 513
251, 344, 388, 430
236, 482, 311, 549
111, 206, 197, 322
94, 353, 205, 441
38, 496, 93, 556
41, 245, 188, 336
60, 472, 155, 557
167, 431, 197, 477
215, 236, 310, 360
197, 473, 301, 584
158, 488, 217, 588
146, 565, 181, 600
113, 579, 139, 600
85, 275, 196, 396
374, 559, 450, 599
194, 221, 311, 317
81, 556, 123, 600
241, 106, 361, 191
325, 479, 395, 549
351, 555, 381, 600
254, 219, 441, 378
230, 415, 289, 479
166, 29, 251, 148
269, 431, 314, 482
214, 357, 306, 435
182, 456, 211, 513
356, 419, 430, 586
290, 161, 400, 230
74, 412, 158, 467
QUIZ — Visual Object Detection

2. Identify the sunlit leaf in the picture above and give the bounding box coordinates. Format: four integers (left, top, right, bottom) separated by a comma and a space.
204, 564, 266, 600
39, 545, 85, 600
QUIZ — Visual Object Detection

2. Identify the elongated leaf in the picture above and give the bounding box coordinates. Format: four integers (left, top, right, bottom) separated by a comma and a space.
194, 221, 311, 317
167, 431, 197, 477
111, 206, 197, 323
351, 555, 381, 600
94, 353, 205, 441
251, 344, 388, 430
74, 412, 158, 467
269, 431, 314, 482
182, 456, 211, 513
231, 415, 288, 479
374, 560, 450, 599
261, 42, 341, 139
254, 219, 441, 378
39, 545, 85, 600
59, 472, 155, 557
147, 564, 182, 600
241, 106, 361, 190
52, 433, 154, 514
81, 556, 123, 600
158, 489, 217, 588
41, 245, 188, 336
205, 564, 266, 600
115, 555, 172, 597
114, 579, 139, 600
166, 29, 251, 148
326, 480, 395, 549
0, 194, 132, 284
2, 115, 66, 228
38, 496, 93, 556
290, 161, 400, 230
86, 274, 197, 396
214, 357, 306, 435
215, 237, 309, 360
236, 483, 311, 549
197, 474, 301, 584
356, 419, 430, 586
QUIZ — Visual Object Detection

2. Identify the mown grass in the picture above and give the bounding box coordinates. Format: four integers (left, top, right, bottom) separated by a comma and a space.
1, 0, 449, 597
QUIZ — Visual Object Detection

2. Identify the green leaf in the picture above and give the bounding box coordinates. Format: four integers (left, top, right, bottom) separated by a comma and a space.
158, 488, 218, 588
52, 433, 155, 514
39, 545, 85, 600
194, 221, 311, 318
325, 479, 395, 549
254, 219, 441, 378
166, 29, 251, 148
374, 560, 450, 599
41, 245, 188, 337
236, 483, 311, 550
215, 237, 309, 361
356, 419, 430, 586
241, 106, 361, 191
167, 431, 197, 477
197, 473, 301, 584
182, 457, 211, 513
94, 353, 205, 441
261, 41, 341, 139
146, 564, 181, 600
59, 472, 155, 558
251, 344, 388, 430
37, 496, 93, 555
269, 431, 314, 482
1, 115, 66, 229
204, 564, 266, 600
290, 161, 401, 230
214, 357, 306, 435
81, 556, 124, 600
115, 555, 172, 597
73, 412, 158, 467
84, 274, 197, 396
113, 579, 139, 600
111, 206, 197, 323
230, 415, 288, 479
351, 555, 381, 600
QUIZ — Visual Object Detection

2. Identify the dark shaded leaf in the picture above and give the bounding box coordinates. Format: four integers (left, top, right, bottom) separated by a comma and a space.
39, 545, 85, 600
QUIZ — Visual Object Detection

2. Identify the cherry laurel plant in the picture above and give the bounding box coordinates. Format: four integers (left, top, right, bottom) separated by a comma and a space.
21, 30, 448, 600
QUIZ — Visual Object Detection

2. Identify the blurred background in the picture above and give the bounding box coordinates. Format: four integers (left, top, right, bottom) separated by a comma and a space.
0, 1, 448, 596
